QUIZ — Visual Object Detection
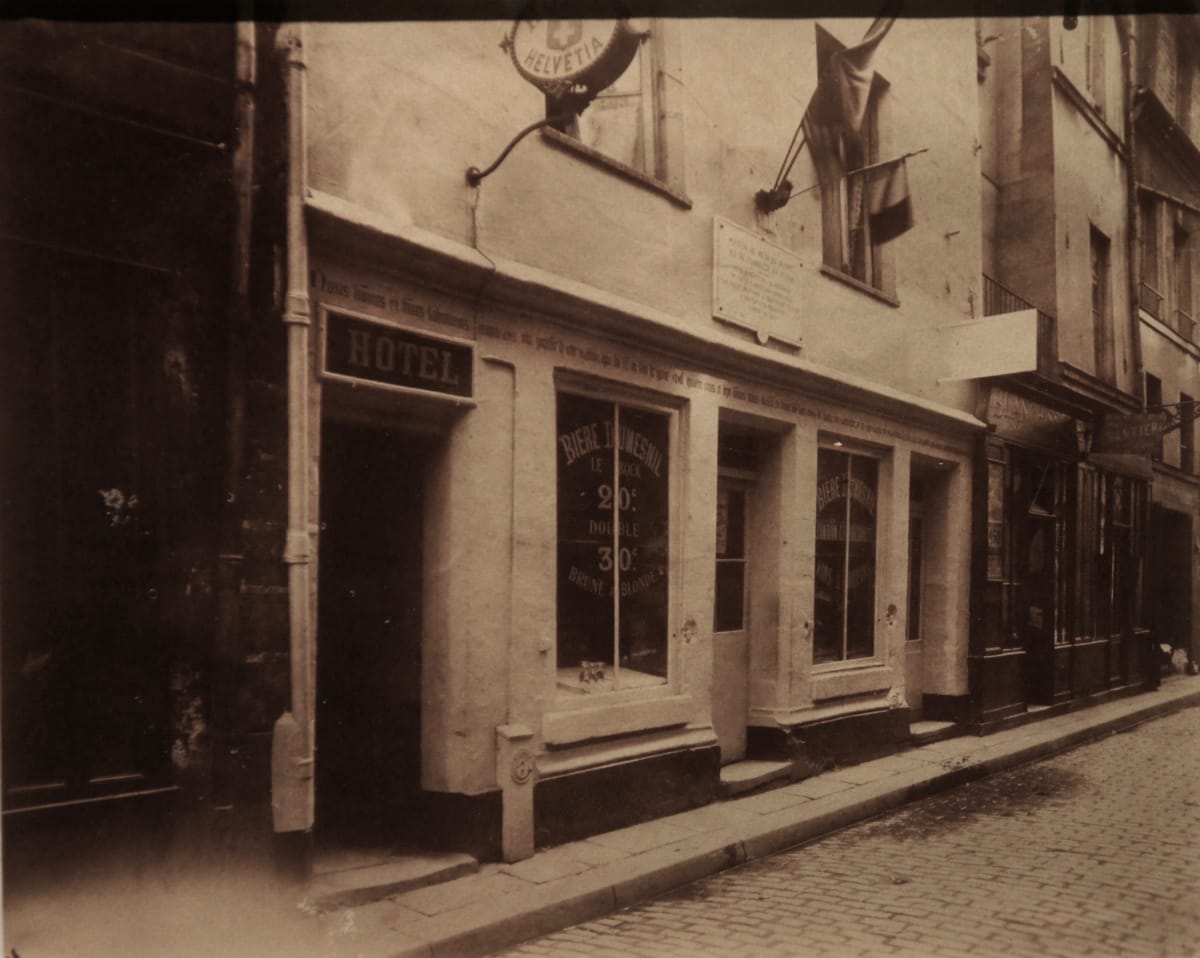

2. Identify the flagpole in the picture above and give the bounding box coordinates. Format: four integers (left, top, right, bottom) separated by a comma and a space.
772, 130, 807, 194
847, 146, 928, 178
779, 147, 928, 206
776, 135, 808, 192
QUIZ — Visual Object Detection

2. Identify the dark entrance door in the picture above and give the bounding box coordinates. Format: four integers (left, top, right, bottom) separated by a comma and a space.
1150, 505, 1193, 658
1013, 452, 1064, 706
316, 420, 424, 846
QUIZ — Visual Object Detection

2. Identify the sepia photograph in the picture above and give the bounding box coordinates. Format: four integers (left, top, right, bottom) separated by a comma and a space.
1, 2, 1199, 955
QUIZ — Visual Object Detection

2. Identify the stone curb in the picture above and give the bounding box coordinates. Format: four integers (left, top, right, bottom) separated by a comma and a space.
384, 683, 1200, 958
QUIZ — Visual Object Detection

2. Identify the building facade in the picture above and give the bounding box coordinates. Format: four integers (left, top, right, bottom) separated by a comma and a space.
972, 14, 1198, 730
3, 14, 1190, 880
1132, 14, 1200, 673
0, 22, 253, 856
269, 16, 986, 862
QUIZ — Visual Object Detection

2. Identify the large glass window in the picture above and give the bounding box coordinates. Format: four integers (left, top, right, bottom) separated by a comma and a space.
556, 393, 670, 693
813, 447, 879, 663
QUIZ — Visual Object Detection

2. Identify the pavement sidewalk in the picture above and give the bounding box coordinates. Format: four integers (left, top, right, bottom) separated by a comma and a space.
7, 676, 1199, 958
339, 675, 1200, 958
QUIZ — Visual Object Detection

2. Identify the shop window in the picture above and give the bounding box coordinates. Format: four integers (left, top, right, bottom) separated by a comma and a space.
546, 19, 685, 198
1076, 467, 1148, 641
1139, 193, 1162, 319
556, 391, 670, 693
1091, 226, 1115, 384
813, 445, 879, 663
1181, 393, 1196, 474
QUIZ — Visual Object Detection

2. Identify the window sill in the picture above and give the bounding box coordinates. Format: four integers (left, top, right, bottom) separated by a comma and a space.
542, 691, 694, 746
819, 265, 900, 308
811, 661, 894, 701
541, 127, 692, 209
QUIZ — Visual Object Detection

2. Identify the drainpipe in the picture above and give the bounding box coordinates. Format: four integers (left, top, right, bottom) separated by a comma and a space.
271, 21, 315, 874
1116, 14, 1145, 406
213, 15, 256, 811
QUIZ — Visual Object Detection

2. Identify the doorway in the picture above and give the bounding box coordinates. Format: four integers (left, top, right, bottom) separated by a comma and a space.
316, 419, 425, 846
1150, 505, 1193, 658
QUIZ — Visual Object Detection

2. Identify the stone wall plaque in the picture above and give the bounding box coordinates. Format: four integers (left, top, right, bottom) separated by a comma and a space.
712, 216, 802, 349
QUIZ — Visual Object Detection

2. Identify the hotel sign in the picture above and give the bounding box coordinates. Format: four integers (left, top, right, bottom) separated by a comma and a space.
322, 311, 473, 399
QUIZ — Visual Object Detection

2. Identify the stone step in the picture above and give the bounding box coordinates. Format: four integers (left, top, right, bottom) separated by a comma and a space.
909, 719, 960, 746
310, 848, 478, 911
718, 759, 793, 798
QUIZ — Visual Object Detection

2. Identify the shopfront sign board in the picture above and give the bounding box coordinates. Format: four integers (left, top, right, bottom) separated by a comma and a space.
937, 310, 1038, 382
322, 309, 473, 399
1093, 412, 1166, 456
712, 216, 803, 349
985, 387, 1076, 455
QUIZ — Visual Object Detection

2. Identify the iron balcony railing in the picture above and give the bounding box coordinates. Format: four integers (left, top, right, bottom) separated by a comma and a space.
982, 274, 1058, 377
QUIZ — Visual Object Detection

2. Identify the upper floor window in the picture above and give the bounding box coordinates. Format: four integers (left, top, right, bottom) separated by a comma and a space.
1091, 225, 1116, 383
1058, 14, 1119, 129
1139, 192, 1162, 319
545, 19, 686, 200
1085, 16, 1107, 118
1180, 392, 1195, 474
812, 27, 896, 300
1174, 221, 1195, 341
1146, 373, 1164, 461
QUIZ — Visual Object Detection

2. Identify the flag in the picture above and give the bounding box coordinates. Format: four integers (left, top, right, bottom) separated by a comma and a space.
800, 15, 897, 185
865, 156, 913, 243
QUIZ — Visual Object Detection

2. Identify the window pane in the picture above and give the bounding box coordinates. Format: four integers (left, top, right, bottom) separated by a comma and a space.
556, 393, 670, 690
907, 515, 923, 641
557, 393, 616, 674
715, 486, 745, 559
714, 562, 746, 633
814, 449, 849, 662
577, 47, 645, 171
714, 486, 746, 633
814, 449, 878, 662
844, 455, 878, 660
617, 404, 669, 678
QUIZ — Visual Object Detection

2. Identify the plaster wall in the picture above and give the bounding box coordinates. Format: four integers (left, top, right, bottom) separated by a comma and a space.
303, 18, 982, 414
1141, 324, 1200, 470
991, 18, 1058, 318
1050, 84, 1134, 392
306, 251, 974, 793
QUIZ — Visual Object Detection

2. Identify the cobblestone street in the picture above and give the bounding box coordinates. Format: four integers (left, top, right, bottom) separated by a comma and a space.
494, 708, 1200, 958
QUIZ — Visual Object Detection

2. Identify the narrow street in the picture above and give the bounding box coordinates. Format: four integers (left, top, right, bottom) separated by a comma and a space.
495, 707, 1200, 958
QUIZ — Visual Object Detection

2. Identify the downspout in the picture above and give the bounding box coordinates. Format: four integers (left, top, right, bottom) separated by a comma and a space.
213, 15, 256, 810
1116, 14, 1145, 406
271, 21, 315, 864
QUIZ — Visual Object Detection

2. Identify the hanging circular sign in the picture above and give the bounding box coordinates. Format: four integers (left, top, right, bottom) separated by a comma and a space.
506, 18, 641, 99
